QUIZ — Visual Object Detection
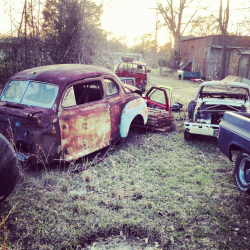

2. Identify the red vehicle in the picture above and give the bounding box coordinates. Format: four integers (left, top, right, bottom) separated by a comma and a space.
115, 57, 148, 92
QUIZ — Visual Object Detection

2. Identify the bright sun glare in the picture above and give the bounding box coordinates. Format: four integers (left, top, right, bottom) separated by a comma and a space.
0, 0, 245, 47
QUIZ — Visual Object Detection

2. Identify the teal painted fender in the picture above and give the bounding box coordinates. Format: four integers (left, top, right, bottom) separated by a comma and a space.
120, 98, 148, 138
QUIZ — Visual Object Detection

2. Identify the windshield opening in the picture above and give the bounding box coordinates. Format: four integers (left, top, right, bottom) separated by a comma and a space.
118, 63, 146, 74
200, 85, 248, 100
1, 80, 58, 108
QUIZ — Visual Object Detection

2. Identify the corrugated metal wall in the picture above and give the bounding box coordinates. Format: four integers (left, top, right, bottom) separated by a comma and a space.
180, 35, 250, 80
238, 55, 250, 79
229, 50, 239, 76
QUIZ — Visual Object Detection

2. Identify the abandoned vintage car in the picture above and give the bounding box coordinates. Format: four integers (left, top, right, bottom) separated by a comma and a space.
184, 81, 250, 140
0, 64, 148, 163
115, 57, 148, 92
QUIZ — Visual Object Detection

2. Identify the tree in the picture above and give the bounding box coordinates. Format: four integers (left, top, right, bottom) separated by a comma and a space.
155, 0, 201, 57
218, 0, 229, 80
106, 35, 128, 53
42, 0, 104, 64
188, 14, 221, 36
158, 42, 173, 59
131, 34, 155, 56
0, 0, 106, 86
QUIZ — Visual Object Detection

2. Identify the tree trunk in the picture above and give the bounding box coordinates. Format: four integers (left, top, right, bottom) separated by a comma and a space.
219, 33, 227, 79
174, 34, 181, 57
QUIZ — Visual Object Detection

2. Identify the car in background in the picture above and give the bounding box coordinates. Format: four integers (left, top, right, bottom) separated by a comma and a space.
0, 64, 148, 164
115, 57, 148, 92
184, 80, 250, 140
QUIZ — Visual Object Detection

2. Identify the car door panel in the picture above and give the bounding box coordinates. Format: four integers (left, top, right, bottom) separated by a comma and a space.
145, 87, 170, 111
59, 79, 111, 161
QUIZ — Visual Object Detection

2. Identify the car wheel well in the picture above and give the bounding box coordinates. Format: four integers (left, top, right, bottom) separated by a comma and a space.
131, 114, 144, 126
16, 140, 30, 153
119, 115, 144, 144
229, 144, 243, 160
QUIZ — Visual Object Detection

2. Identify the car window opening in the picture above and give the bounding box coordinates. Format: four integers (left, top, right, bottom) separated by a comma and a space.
63, 80, 103, 107
104, 79, 119, 96
149, 90, 166, 106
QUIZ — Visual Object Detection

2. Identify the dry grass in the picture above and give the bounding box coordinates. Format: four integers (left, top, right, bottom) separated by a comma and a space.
1, 73, 250, 249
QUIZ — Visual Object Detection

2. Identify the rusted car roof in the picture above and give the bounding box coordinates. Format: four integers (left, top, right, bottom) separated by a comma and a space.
9, 64, 116, 88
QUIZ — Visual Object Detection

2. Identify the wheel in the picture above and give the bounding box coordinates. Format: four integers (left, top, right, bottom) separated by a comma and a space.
234, 151, 250, 194
0, 134, 19, 203
184, 130, 193, 141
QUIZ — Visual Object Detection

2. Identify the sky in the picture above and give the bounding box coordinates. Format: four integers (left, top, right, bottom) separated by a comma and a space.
0, 0, 246, 47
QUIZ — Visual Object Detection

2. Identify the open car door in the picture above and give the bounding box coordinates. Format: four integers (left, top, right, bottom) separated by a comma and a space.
158, 85, 172, 110
145, 86, 172, 112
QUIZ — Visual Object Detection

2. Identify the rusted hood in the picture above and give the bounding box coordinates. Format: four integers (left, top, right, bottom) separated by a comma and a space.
0, 102, 52, 128
123, 84, 141, 93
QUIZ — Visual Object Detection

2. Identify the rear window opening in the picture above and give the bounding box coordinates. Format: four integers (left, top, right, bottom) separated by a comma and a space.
62, 80, 103, 107
200, 85, 248, 100
118, 62, 146, 74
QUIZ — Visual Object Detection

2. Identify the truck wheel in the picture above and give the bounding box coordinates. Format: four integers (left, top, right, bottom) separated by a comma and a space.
234, 151, 250, 194
184, 130, 193, 141
0, 134, 19, 203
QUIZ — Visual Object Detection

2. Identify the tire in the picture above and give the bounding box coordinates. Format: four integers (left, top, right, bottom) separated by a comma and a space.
0, 134, 19, 203
234, 151, 250, 194
184, 130, 193, 141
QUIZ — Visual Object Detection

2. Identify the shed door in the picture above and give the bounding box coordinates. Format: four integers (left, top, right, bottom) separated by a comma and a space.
59, 79, 111, 161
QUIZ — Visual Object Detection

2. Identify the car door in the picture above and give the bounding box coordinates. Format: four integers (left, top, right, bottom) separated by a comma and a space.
59, 78, 111, 161
158, 85, 172, 109
103, 77, 127, 141
145, 86, 172, 112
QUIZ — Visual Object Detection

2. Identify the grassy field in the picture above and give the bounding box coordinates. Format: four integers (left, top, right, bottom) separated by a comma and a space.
1, 72, 250, 249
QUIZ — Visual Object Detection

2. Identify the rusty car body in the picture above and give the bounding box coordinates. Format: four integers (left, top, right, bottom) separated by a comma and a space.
115, 57, 148, 92
184, 80, 250, 140
0, 64, 148, 163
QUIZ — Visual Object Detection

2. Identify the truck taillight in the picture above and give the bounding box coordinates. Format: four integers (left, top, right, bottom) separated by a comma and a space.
217, 127, 220, 138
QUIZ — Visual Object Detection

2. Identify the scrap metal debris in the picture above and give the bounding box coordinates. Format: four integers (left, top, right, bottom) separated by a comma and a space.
132, 108, 175, 132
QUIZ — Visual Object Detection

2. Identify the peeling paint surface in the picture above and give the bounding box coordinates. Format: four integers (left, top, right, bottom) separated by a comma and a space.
120, 99, 148, 138
59, 101, 111, 161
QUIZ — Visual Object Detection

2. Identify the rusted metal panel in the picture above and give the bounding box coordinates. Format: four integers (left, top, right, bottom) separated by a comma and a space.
59, 101, 111, 162
211, 35, 250, 48
238, 55, 250, 79
180, 36, 211, 77
221, 75, 241, 83
207, 48, 221, 79
229, 50, 240, 76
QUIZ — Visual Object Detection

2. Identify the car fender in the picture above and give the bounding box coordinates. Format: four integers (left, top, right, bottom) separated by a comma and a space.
120, 98, 148, 138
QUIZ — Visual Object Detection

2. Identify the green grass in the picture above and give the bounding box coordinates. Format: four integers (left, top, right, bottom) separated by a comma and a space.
1, 75, 250, 249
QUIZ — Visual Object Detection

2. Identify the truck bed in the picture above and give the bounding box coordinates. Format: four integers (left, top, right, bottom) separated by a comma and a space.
218, 112, 250, 160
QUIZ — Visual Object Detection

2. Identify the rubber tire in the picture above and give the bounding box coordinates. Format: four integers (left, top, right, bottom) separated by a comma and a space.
0, 134, 19, 203
234, 151, 250, 194
184, 130, 193, 141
